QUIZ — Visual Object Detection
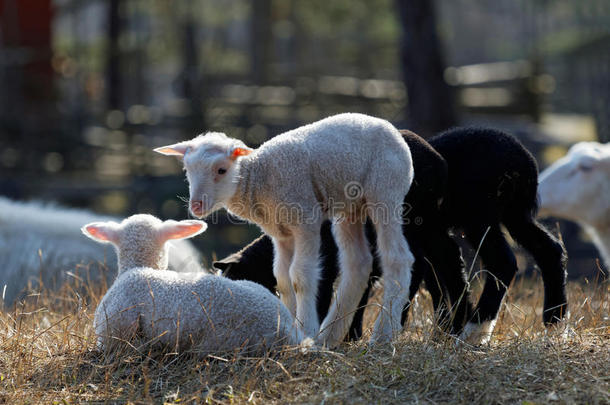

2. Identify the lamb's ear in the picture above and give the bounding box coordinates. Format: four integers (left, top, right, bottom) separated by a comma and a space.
159, 220, 207, 241
229, 146, 252, 161
212, 254, 241, 272
82, 222, 120, 244
154, 142, 191, 158
212, 260, 232, 272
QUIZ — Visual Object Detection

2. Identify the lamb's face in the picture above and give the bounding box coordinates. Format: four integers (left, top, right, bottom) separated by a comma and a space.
539, 142, 610, 226
184, 146, 237, 218
154, 133, 252, 219
82, 214, 207, 273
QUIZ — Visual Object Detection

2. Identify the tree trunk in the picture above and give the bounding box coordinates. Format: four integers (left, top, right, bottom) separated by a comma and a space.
106, 0, 121, 110
395, 0, 457, 137
251, 0, 272, 84
182, 15, 205, 132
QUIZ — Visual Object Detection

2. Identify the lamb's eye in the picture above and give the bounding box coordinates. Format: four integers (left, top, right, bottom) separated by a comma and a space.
217, 168, 227, 175
578, 163, 593, 172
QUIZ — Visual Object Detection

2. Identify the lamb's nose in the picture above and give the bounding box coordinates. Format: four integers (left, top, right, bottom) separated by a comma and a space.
190, 200, 203, 217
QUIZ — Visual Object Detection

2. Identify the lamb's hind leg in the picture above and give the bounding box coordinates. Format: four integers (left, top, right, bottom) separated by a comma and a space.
461, 225, 518, 345
399, 241, 427, 326
370, 219, 415, 344
318, 220, 373, 347
426, 230, 471, 335
290, 226, 322, 338
505, 217, 568, 325
272, 237, 296, 316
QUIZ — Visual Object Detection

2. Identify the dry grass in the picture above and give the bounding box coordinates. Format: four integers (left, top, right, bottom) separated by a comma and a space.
0, 270, 608, 404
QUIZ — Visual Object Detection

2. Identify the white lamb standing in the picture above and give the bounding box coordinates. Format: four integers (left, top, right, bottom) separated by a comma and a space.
155, 113, 415, 347
0, 197, 203, 305
84, 214, 304, 353
538, 141, 610, 269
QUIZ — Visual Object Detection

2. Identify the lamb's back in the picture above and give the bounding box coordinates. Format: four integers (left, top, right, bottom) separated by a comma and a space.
243, 114, 411, 207
96, 269, 299, 351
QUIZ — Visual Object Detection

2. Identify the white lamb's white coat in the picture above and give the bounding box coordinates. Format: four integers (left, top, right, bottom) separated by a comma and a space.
0, 197, 204, 305
95, 268, 303, 353
538, 141, 610, 268
88, 214, 303, 353
155, 113, 416, 347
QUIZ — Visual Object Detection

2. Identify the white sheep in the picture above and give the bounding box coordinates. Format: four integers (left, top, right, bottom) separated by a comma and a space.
154, 113, 415, 347
83, 214, 304, 353
0, 197, 203, 306
538, 141, 610, 269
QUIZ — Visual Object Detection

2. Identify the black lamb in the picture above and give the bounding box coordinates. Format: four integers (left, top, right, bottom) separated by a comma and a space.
429, 127, 567, 343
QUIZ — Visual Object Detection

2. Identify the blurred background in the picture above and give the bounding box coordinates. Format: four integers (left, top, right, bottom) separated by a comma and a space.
1, 0, 608, 276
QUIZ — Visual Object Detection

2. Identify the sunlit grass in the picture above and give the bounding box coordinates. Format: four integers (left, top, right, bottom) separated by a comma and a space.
0, 268, 608, 404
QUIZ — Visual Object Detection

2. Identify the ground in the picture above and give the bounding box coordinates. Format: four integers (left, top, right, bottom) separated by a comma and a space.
0, 271, 608, 404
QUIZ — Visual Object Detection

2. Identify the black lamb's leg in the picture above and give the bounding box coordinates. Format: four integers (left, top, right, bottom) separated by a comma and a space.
421, 262, 450, 330
463, 225, 519, 344
426, 230, 471, 335
504, 217, 568, 324
317, 221, 340, 324
400, 255, 426, 326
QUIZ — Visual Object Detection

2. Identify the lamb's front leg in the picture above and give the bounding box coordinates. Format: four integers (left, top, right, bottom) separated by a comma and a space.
290, 227, 322, 338
272, 237, 297, 316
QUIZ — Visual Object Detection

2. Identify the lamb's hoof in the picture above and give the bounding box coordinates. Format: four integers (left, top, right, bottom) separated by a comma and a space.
315, 330, 340, 349
294, 319, 319, 342
458, 320, 497, 346
543, 303, 568, 325
368, 333, 392, 347
298, 337, 317, 353
369, 326, 401, 347
370, 314, 402, 346
544, 312, 572, 340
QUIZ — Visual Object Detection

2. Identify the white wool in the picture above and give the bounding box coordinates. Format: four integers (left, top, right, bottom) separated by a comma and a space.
88, 214, 303, 353
538, 141, 610, 267
156, 113, 416, 346
95, 269, 303, 353
0, 197, 204, 305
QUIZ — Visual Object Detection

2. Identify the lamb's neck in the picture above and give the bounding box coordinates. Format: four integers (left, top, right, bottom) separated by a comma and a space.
585, 224, 610, 269
227, 157, 256, 222
117, 248, 167, 275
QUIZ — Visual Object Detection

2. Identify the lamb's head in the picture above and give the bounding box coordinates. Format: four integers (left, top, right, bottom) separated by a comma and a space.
82, 214, 207, 273
154, 132, 252, 218
212, 235, 277, 292
539, 142, 610, 227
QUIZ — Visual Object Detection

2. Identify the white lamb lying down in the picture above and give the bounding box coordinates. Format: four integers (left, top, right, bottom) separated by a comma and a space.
538, 141, 610, 269
84, 214, 305, 353
0, 197, 203, 305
